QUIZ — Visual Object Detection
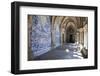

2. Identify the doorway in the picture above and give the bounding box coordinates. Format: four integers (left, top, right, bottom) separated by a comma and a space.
69, 34, 75, 43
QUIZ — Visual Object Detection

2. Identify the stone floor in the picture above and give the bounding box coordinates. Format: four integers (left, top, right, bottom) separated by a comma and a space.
34, 43, 83, 60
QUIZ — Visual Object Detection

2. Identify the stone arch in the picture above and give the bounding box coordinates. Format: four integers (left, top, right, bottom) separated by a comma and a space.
60, 17, 78, 44
65, 22, 77, 43
51, 16, 65, 47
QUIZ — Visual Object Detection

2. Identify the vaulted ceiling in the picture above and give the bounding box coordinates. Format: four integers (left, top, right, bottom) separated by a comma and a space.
52, 16, 88, 29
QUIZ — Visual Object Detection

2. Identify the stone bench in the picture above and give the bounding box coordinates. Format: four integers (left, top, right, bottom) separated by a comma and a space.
81, 47, 88, 58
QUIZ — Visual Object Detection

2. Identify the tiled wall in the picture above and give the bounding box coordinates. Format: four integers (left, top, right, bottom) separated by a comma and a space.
31, 16, 52, 57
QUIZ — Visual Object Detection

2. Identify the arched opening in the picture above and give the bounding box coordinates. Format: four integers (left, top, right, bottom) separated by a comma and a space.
66, 22, 76, 43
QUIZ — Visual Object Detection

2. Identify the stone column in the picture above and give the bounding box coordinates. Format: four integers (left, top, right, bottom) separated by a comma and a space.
76, 32, 80, 44
83, 24, 88, 49
28, 15, 33, 60
51, 24, 55, 48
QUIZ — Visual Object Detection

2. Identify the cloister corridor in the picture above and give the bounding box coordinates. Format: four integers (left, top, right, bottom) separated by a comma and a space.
28, 15, 88, 60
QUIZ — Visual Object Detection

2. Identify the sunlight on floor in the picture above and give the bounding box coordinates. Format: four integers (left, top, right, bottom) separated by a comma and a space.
65, 49, 69, 52
73, 51, 83, 59
73, 51, 82, 55
73, 54, 83, 59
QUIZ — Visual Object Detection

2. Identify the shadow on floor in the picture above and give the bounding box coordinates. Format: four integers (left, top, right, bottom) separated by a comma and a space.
31, 43, 83, 61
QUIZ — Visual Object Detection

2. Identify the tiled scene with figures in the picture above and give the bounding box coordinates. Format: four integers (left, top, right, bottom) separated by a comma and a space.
28, 15, 88, 61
